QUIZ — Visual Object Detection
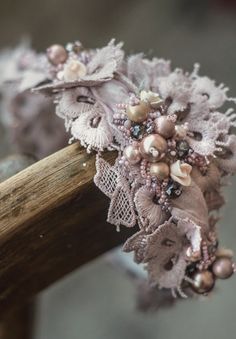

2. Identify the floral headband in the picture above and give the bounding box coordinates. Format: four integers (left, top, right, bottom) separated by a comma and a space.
5, 39, 236, 298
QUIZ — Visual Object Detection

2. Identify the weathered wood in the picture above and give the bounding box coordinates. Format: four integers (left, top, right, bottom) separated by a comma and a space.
0, 302, 34, 339
0, 143, 136, 315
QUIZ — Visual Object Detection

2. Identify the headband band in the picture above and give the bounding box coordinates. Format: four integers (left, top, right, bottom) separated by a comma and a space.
6, 39, 236, 297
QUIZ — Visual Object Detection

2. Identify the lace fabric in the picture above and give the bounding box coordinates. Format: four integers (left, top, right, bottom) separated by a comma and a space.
2, 39, 236, 296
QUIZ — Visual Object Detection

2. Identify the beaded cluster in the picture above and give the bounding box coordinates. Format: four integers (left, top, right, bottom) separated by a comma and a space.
2, 39, 236, 298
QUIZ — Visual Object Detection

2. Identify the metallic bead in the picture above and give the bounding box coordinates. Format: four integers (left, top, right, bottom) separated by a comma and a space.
190, 270, 215, 294
47, 44, 68, 65
140, 134, 167, 163
126, 101, 150, 123
149, 162, 170, 180
123, 145, 142, 165
176, 140, 190, 158
212, 257, 234, 279
155, 116, 175, 139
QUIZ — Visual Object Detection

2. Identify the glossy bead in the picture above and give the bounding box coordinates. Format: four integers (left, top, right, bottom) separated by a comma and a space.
123, 145, 142, 165
126, 101, 150, 123
166, 180, 182, 198
176, 140, 190, 158
47, 44, 68, 65
155, 116, 175, 139
149, 162, 170, 180
212, 257, 234, 279
190, 270, 215, 294
140, 134, 167, 163
130, 124, 146, 140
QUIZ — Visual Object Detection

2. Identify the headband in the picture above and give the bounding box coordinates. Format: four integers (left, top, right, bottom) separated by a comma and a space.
5, 39, 236, 298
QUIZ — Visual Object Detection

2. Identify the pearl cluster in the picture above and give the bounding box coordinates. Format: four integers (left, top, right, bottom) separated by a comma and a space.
46, 42, 88, 81
186, 233, 235, 294
114, 91, 197, 211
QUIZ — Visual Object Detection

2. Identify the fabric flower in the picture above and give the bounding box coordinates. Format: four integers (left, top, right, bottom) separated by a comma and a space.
191, 76, 228, 109
56, 87, 95, 120
71, 104, 113, 151
171, 180, 209, 231
33, 39, 124, 94
170, 160, 192, 186
156, 69, 192, 115
191, 163, 221, 193
144, 220, 188, 290
134, 186, 169, 230
126, 53, 171, 90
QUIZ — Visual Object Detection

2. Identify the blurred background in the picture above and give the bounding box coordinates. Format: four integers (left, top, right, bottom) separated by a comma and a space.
1, 0, 236, 338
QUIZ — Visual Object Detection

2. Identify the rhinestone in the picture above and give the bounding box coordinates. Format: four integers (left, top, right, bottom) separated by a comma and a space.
166, 180, 183, 198
130, 124, 146, 140
176, 140, 190, 158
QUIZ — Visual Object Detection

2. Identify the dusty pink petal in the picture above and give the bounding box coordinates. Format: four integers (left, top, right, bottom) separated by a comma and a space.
144, 220, 184, 263
134, 186, 169, 229
93, 79, 129, 106
56, 87, 95, 119
204, 190, 225, 212
147, 253, 187, 289
191, 163, 221, 193
123, 230, 147, 263
171, 181, 209, 231
216, 134, 236, 173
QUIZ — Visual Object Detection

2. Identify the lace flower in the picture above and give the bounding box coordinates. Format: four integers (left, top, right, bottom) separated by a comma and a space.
157, 69, 192, 115
144, 220, 188, 290
71, 104, 113, 151
56, 87, 95, 120
126, 54, 171, 90
34, 40, 124, 94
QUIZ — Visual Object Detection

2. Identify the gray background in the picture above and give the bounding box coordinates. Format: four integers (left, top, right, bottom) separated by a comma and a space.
0, 0, 236, 338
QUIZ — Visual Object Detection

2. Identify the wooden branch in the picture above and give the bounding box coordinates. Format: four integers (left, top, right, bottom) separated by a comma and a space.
0, 143, 136, 316
0, 302, 35, 339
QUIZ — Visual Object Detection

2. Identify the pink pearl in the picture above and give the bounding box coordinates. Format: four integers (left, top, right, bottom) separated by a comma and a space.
123, 145, 142, 165
47, 44, 68, 65
140, 134, 167, 162
212, 257, 234, 279
155, 116, 175, 139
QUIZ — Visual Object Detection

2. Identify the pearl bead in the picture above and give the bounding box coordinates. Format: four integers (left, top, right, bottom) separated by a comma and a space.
47, 44, 68, 65
212, 257, 234, 279
140, 134, 167, 162
155, 116, 175, 139
123, 145, 142, 165
190, 270, 215, 294
126, 101, 150, 123
149, 162, 170, 180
